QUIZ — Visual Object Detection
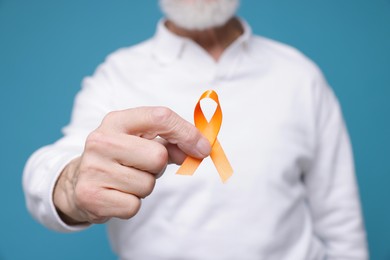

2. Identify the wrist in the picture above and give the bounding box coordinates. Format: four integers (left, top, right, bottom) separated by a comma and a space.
53, 157, 88, 225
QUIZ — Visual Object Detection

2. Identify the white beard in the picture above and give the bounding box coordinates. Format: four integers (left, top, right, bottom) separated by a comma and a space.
159, 0, 240, 30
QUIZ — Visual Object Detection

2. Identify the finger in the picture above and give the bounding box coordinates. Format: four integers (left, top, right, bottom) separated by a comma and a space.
85, 132, 168, 174
155, 138, 187, 165
99, 107, 211, 158
88, 189, 142, 222
101, 190, 142, 220
90, 162, 157, 198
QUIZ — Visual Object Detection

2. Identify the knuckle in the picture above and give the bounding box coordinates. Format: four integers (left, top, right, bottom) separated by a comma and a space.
102, 111, 119, 125
150, 107, 174, 125
78, 153, 103, 176
85, 131, 104, 151
74, 183, 100, 212
77, 160, 105, 184
78, 158, 95, 174
85, 131, 117, 152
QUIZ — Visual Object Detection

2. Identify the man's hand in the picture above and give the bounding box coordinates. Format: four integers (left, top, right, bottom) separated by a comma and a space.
53, 107, 211, 225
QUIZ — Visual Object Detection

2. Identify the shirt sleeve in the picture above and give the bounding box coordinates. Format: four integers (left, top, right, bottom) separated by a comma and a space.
22, 61, 114, 232
303, 73, 369, 259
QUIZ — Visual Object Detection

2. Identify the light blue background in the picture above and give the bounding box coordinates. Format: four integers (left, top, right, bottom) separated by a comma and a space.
0, 1, 389, 259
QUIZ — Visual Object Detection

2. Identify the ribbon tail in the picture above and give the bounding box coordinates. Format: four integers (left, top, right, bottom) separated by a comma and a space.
176, 157, 203, 176
210, 140, 233, 183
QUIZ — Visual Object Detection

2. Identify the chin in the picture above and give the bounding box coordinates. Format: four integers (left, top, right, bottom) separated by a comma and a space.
159, 0, 239, 30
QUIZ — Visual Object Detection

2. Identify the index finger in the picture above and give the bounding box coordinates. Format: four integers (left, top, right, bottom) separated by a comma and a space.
99, 107, 211, 159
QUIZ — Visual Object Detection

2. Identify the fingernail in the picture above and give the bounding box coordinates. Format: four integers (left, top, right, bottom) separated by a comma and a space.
196, 138, 211, 157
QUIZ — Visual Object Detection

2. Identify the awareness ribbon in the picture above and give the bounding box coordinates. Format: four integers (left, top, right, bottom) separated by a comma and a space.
177, 90, 233, 183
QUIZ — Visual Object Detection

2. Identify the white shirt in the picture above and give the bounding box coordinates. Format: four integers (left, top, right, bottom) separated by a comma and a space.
23, 20, 368, 259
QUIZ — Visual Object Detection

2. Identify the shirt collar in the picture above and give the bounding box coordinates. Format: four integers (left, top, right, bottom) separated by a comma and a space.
151, 18, 252, 64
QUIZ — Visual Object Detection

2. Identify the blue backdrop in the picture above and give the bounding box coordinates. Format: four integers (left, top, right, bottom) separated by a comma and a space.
0, 1, 389, 259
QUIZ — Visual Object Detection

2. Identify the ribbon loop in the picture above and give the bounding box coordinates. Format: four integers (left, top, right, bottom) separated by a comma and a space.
177, 90, 233, 183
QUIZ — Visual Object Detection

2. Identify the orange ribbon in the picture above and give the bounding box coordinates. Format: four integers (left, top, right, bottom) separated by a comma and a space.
177, 90, 233, 183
